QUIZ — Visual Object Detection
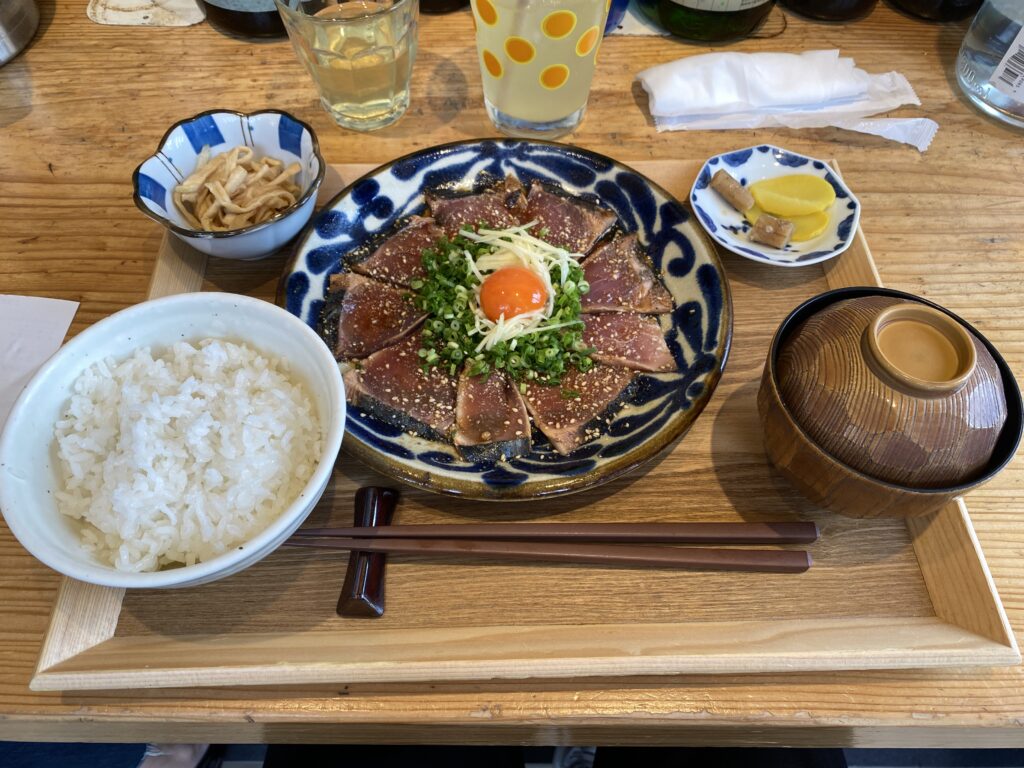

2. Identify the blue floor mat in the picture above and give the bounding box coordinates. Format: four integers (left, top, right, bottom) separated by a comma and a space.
0, 742, 145, 768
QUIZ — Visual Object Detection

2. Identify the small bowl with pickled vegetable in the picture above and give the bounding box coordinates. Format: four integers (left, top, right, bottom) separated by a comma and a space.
132, 109, 325, 261
690, 145, 860, 268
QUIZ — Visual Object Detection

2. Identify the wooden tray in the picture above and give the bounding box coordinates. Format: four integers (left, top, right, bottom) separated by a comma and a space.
30, 160, 1019, 692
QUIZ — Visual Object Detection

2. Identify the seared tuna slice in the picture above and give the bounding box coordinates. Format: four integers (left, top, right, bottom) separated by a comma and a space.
454, 370, 531, 462
328, 272, 425, 359
523, 364, 635, 455
351, 216, 442, 287
523, 182, 616, 254
426, 177, 525, 237
583, 314, 676, 372
580, 234, 673, 314
343, 331, 458, 439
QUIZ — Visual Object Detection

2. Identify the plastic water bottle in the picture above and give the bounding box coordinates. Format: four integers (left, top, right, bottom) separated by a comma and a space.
956, 0, 1024, 129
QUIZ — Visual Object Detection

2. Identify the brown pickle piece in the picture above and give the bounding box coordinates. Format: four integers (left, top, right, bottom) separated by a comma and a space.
710, 169, 755, 213
749, 214, 795, 249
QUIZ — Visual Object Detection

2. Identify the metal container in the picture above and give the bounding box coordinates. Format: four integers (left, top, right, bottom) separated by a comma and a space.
0, 0, 39, 66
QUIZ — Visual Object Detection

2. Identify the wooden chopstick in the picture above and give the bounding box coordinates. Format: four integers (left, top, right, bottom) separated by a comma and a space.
283, 537, 812, 573
291, 521, 819, 545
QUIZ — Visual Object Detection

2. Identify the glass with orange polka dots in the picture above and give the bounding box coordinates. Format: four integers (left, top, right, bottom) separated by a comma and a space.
471, 0, 607, 137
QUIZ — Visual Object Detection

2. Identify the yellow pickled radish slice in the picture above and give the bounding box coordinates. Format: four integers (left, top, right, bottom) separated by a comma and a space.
745, 205, 831, 243
789, 210, 830, 242
749, 175, 836, 217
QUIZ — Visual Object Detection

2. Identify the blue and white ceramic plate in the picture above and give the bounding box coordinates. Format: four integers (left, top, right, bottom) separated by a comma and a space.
283, 140, 732, 500
690, 145, 860, 268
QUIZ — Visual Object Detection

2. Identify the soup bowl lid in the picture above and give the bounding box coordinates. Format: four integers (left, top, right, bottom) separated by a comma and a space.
775, 292, 1010, 489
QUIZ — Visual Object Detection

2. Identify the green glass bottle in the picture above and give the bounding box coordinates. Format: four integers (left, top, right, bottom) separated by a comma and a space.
200, 0, 286, 38
780, 0, 877, 21
890, 0, 981, 21
636, 0, 775, 42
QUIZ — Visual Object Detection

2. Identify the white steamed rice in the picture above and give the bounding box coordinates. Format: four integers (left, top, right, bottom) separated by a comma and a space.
54, 339, 321, 573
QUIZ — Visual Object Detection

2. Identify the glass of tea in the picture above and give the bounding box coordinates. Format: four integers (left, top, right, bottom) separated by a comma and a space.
470, 0, 607, 138
276, 0, 419, 131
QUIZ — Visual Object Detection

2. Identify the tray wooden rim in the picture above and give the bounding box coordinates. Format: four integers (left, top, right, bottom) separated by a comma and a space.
30, 160, 1020, 692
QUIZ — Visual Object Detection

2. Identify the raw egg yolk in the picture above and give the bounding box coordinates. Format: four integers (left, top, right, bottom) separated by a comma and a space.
479, 267, 547, 321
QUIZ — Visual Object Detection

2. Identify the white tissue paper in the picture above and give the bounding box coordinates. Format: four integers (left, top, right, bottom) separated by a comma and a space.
636, 50, 938, 152
0, 295, 79, 431
87, 0, 204, 27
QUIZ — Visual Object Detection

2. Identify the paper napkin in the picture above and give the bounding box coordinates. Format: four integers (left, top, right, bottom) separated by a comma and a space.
87, 0, 204, 27
636, 50, 939, 151
0, 295, 79, 431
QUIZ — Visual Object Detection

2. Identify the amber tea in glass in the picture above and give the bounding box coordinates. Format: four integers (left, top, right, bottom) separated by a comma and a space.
276, 0, 418, 131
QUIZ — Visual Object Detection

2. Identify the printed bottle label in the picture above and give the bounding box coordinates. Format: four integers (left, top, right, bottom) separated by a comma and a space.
671, 0, 770, 10
990, 26, 1024, 101
202, 0, 278, 12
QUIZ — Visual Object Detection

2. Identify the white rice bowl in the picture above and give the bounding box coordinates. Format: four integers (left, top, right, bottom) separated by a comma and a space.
55, 340, 320, 573
0, 292, 345, 589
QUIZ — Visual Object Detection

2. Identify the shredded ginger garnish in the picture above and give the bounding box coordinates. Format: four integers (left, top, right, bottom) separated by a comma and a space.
459, 222, 584, 352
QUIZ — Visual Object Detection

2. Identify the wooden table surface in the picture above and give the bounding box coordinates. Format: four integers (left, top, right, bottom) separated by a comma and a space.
2, 0, 1024, 747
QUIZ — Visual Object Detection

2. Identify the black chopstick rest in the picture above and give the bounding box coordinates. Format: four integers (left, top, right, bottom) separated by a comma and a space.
337, 487, 398, 618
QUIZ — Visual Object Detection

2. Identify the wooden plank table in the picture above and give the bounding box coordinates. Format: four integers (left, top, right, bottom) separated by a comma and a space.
1, 0, 1023, 746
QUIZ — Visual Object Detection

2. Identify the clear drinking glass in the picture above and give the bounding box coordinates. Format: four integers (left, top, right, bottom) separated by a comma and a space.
470, 0, 607, 138
276, 0, 419, 131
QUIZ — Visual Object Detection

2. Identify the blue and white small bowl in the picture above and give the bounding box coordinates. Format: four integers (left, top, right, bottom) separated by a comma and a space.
690, 145, 860, 268
133, 109, 325, 261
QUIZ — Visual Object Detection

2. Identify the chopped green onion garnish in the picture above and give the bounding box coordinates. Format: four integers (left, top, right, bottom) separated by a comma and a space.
411, 225, 594, 385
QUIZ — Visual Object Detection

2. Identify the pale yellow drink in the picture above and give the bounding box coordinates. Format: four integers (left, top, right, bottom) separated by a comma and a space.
471, 0, 606, 137
277, 0, 418, 131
